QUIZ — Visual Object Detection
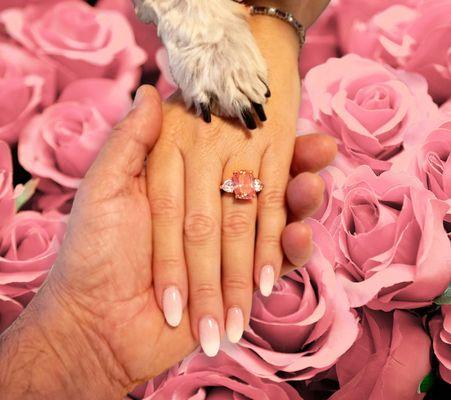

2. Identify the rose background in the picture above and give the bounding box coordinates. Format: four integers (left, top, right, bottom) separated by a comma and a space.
0, 0, 450, 399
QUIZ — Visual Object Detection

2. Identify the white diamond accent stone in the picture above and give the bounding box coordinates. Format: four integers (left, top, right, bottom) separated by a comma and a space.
221, 179, 235, 193
252, 179, 263, 192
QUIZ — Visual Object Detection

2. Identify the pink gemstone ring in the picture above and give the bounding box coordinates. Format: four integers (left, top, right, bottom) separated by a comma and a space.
220, 170, 263, 200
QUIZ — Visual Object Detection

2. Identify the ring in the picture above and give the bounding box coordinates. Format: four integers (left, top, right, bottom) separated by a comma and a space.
220, 170, 263, 200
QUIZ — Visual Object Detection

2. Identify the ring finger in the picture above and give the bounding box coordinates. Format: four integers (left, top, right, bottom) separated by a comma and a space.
221, 159, 260, 343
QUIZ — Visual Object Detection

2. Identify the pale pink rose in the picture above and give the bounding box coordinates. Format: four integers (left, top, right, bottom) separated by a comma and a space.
336, 0, 418, 55
0, 141, 14, 224
397, 119, 451, 223
0, 211, 66, 300
337, 0, 451, 102
335, 166, 451, 311
299, 1, 339, 77
155, 48, 177, 100
18, 79, 130, 212
1, 1, 146, 92
0, 42, 56, 144
97, 0, 162, 72
330, 308, 430, 400
143, 352, 302, 399
223, 220, 359, 381
302, 54, 438, 173
0, 294, 22, 333
430, 305, 451, 384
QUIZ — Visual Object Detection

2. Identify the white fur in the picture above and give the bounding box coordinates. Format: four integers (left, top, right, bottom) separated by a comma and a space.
133, 0, 269, 123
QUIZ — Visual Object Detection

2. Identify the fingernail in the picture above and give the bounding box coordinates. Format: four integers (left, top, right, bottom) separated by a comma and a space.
199, 316, 220, 357
259, 265, 275, 297
226, 307, 244, 343
132, 86, 145, 108
162, 286, 183, 327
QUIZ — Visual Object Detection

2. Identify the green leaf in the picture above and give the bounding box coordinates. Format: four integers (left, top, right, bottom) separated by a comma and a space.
434, 284, 451, 305
417, 372, 435, 394
15, 178, 39, 211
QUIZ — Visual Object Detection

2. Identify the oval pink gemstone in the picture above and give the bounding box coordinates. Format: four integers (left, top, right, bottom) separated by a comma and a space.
232, 170, 256, 199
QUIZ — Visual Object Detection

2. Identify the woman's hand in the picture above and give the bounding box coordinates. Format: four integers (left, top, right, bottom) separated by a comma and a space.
146, 12, 315, 355
0, 85, 336, 399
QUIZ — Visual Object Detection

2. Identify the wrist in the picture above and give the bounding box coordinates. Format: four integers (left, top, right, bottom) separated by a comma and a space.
0, 280, 128, 399
248, 9, 301, 129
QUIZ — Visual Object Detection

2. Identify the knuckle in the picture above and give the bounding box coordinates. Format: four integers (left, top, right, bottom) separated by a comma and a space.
222, 211, 252, 238
184, 212, 217, 244
223, 274, 251, 292
154, 256, 184, 273
259, 233, 281, 248
260, 188, 286, 211
149, 195, 182, 218
192, 283, 219, 301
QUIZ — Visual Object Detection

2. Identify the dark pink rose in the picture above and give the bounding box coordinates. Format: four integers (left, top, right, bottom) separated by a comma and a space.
337, 0, 451, 102
0, 42, 56, 143
0, 141, 14, 224
330, 308, 430, 400
155, 48, 177, 100
97, 0, 162, 72
430, 305, 451, 384
1, 1, 146, 92
299, 1, 339, 77
143, 352, 302, 399
0, 294, 22, 333
0, 211, 66, 301
223, 220, 359, 381
302, 54, 438, 174
335, 166, 451, 311
18, 79, 130, 212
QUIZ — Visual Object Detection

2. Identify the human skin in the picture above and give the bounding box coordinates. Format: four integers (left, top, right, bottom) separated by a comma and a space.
0, 3, 336, 397
146, 0, 331, 355
0, 85, 335, 399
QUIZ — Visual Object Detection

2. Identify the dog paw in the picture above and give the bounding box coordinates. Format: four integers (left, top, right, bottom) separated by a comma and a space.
158, 0, 270, 129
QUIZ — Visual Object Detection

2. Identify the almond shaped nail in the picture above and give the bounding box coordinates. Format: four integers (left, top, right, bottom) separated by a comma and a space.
162, 286, 183, 327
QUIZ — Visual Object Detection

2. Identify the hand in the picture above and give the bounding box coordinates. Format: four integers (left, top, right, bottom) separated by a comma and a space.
0, 85, 336, 400
145, 8, 323, 356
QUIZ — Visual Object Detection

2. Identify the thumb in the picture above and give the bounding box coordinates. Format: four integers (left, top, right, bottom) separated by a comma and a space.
89, 85, 162, 178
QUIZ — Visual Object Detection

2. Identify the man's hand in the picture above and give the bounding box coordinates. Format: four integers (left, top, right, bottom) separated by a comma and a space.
0, 86, 336, 400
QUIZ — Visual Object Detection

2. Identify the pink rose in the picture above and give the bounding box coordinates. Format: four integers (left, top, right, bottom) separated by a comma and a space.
223, 220, 359, 381
97, 0, 162, 72
0, 211, 66, 301
336, 0, 417, 55
0, 295, 22, 333
1, 1, 146, 92
337, 0, 451, 102
0, 42, 56, 143
312, 166, 345, 233
143, 352, 302, 399
0, 0, 61, 12
299, 1, 339, 77
441, 99, 451, 118
155, 48, 177, 100
394, 119, 451, 223
18, 79, 131, 212
0, 141, 14, 224
430, 305, 451, 384
330, 308, 431, 400
302, 54, 437, 174
335, 166, 451, 310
